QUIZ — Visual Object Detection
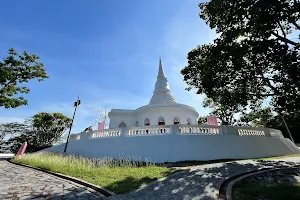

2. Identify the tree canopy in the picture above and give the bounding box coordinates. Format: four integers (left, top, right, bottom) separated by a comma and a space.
27, 112, 72, 146
0, 122, 27, 143
198, 116, 207, 125
2, 112, 71, 153
0, 48, 48, 108
241, 107, 300, 141
181, 0, 300, 115
203, 97, 247, 125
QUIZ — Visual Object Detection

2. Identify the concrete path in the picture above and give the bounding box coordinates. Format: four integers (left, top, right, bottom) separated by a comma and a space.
0, 160, 104, 200
110, 157, 300, 200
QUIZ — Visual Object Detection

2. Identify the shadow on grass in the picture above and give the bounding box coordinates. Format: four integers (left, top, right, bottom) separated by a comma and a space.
106, 176, 157, 194
233, 182, 300, 200
161, 159, 242, 168
106, 170, 176, 194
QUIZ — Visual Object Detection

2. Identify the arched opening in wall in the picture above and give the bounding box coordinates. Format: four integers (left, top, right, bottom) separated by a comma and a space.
118, 122, 126, 128
135, 121, 139, 127
158, 117, 165, 125
173, 117, 180, 125
144, 118, 150, 126
187, 118, 192, 125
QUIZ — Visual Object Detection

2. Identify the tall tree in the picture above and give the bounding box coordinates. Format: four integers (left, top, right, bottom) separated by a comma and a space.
27, 112, 72, 146
0, 122, 31, 153
0, 48, 48, 108
198, 116, 208, 125
203, 97, 248, 125
181, 0, 300, 115
4, 112, 71, 153
0, 122, 27, 143
241, 107, 277, 128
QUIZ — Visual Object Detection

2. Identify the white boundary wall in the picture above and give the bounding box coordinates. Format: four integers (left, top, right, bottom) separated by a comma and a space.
45, 125, 300, 163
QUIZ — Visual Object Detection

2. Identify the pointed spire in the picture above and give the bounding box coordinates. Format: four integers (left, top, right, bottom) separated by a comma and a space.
149, 57, 176, 105
158, 56, 165, 78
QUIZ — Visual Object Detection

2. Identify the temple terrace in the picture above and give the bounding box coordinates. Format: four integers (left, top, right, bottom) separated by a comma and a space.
44, 59, 300, 163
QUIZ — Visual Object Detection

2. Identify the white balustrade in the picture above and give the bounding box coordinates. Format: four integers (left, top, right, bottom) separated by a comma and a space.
178, 125, 220, 135
71, 125, 283, 140
128, 126, 171, 136
92, 129, 122, 138
238, 129, 265, 136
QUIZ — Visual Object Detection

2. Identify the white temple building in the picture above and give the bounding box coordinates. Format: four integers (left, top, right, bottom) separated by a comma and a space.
45, 58, 300, 163
108, 58, 199, 129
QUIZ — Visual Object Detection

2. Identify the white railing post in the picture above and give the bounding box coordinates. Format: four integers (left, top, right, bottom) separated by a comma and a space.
122, 127, 129, 137
222, 126, 240, 135
263, 128, 272, 137
221, 126, 227, 135
171, 124, 179, 135
80, 132, 92, 140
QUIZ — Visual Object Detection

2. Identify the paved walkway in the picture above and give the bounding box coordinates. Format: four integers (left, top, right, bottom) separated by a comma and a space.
0, 160, 104, 200
110, 157, 300, 200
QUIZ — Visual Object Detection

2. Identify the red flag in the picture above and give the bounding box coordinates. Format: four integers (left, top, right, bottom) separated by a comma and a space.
207, 116, 219, 126
98, 121, 105, 130
16, 142, 27, 158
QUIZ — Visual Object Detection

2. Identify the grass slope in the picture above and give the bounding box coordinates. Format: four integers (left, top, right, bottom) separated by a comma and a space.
13, 153, 174, 194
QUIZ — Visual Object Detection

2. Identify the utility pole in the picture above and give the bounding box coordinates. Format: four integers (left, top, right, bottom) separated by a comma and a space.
64, 96, 81, 153
281, 115, 294, 143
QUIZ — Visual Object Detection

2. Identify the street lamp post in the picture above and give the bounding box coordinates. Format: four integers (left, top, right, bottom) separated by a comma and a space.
64, 96, 81, 153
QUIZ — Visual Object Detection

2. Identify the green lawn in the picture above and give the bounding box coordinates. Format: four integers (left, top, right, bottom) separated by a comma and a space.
232, 182, 300, 200
13, 153, 175, 194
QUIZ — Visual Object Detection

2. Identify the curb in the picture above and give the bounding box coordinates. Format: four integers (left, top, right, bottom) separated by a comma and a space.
218, 167, 273, 200
7, 159, 116, 197
219, 165, 300, 200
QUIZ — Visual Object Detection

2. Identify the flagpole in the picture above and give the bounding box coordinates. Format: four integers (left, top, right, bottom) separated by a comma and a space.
64, 96, 80, 153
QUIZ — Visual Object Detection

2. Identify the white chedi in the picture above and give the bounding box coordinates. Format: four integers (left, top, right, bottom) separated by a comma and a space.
149, 58, 176, 105
108, 58, 199, 129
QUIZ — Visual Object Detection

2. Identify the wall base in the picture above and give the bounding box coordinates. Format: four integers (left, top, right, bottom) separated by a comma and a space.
44, 135, 300, 163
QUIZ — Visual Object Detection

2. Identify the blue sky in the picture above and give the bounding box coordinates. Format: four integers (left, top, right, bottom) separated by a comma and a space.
0, 0, 217, 133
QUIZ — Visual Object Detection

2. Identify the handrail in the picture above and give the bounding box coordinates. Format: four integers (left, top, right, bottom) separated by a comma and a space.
69, 124, 283, 140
